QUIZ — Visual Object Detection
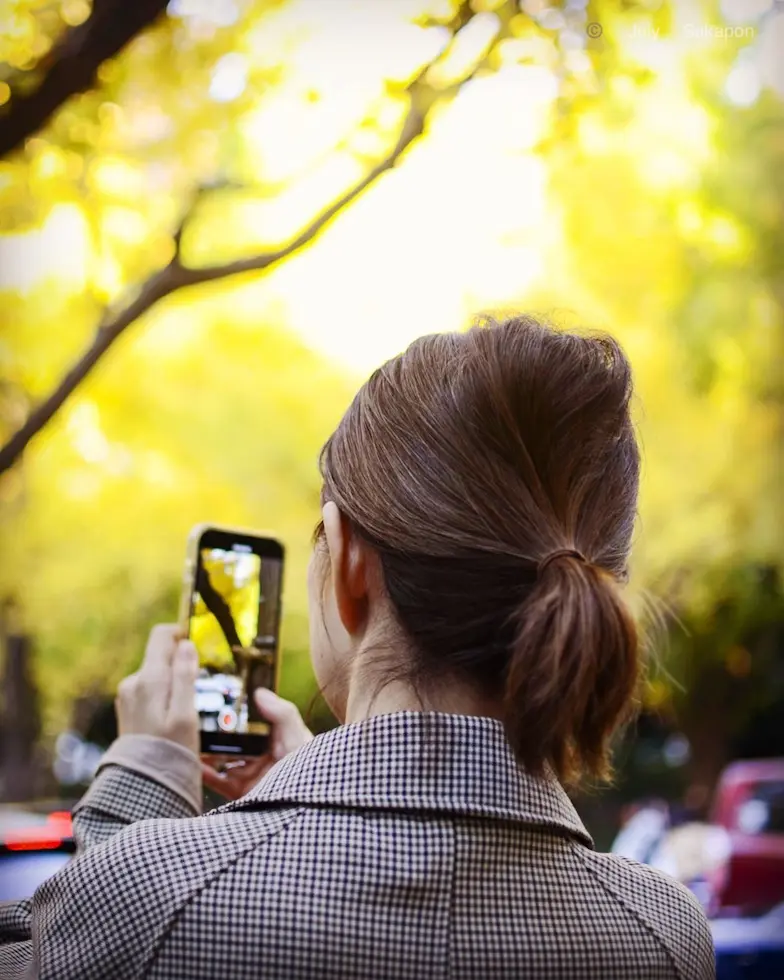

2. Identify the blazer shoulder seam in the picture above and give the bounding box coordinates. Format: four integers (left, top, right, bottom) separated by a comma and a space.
569, 843, 687, 980
140, 805, 309, 978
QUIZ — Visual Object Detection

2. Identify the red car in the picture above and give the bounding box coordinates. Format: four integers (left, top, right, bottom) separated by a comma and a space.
0, 805, 74, 901
707, 759, 784, 917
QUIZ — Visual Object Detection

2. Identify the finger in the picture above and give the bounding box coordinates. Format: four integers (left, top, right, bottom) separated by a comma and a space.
201, 758, 271, 801
140, 624, 180, 679
115, 674, 139, 733
201, 762, 229, 794
240, 756, 274, 783
116, 673, 138, 705
165, 641, 199, 752
200, 762, 251, 802
254, 689, 312, 755
138, 625, 179, 707
252, 688, 299, 724
169, 640, 198, 719
221, 759, 249, 773
201, 753, 236, 771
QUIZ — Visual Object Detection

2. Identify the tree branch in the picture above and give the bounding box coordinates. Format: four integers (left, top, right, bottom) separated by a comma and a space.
0, 266, 175, 473
176, 103, 426, 288
195, 560, 243, 664
0, 2, 518, 475
0, 100, 426, 474
0, 0, 169, 158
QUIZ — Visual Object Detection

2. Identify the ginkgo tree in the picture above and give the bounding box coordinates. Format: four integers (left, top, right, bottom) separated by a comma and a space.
0, 0, 782, 801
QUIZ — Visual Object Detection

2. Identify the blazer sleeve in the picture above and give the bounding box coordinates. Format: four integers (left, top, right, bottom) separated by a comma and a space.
0, 901, 34, 980
0, 736, 201, 977
72, 734, 202, 851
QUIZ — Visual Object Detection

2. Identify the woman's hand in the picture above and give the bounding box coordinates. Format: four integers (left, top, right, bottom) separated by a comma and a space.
116, 624, 199, 756
201, 688, 313, 801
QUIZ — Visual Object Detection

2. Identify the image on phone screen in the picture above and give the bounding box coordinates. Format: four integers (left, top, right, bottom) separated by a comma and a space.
189, 542, 282, 744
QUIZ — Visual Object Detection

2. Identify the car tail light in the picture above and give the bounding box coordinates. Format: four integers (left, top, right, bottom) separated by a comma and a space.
4, 812, 73, 851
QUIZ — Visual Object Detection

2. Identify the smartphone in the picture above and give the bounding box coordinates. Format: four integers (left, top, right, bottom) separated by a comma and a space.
179, 524, 284, 755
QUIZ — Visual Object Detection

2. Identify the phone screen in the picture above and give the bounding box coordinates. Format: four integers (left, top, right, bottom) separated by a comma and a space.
187, 534, 283, 753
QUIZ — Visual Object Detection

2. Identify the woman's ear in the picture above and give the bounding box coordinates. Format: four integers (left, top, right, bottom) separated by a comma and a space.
322, 502, 370, 637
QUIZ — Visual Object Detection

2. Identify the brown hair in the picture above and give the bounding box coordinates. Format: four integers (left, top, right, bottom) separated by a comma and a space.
318, 315, 640, 785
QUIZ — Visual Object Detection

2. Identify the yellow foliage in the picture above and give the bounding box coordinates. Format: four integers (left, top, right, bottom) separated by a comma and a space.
0, 0, 781, 739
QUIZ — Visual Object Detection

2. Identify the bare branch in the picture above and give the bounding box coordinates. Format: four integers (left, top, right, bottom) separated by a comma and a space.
0, 3, 518, 474
0, 0, 169, 158
0, 102, 427, 475
176, 103, 425, 289
0, 266, 175, 473
171, 179, 257, 264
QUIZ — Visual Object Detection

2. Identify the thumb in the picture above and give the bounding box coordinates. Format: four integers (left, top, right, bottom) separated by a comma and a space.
201, 761, 230, 795
254, 688, 311, 754
252, 688, 295, 723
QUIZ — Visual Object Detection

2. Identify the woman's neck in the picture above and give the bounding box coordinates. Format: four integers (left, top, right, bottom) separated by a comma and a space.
344, 672, 503, 725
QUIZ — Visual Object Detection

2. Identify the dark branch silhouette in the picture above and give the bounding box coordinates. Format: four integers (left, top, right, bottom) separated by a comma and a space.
195, 560, 243, 670
0, 0, 169, 158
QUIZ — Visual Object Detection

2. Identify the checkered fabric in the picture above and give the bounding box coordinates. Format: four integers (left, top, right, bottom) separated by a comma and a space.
0, 712, 715, 979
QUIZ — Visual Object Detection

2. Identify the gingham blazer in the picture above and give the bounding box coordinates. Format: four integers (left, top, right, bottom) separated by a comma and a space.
1, 712, 715, 979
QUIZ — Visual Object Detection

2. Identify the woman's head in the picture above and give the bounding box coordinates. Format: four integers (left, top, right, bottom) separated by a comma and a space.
308, 315, 641, 784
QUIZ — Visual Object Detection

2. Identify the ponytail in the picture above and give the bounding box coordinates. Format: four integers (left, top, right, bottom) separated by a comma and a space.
319, 314, 642, 786
504, 552, 639, 786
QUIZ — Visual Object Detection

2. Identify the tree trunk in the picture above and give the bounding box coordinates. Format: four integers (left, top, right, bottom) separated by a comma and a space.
680, 704, 730, 817
0, 610, 43, 802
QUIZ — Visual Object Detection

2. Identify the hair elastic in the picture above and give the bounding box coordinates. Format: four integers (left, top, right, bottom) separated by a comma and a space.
537, 548, 587, 575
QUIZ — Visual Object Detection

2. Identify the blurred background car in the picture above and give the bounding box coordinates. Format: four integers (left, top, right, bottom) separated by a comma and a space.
0, 804, 74, 902
706, 760, 784, 919
611, 759, 784, 977
711, 902, 784, 980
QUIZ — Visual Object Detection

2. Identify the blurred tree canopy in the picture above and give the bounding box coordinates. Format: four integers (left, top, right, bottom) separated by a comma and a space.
0, 0, 782, 787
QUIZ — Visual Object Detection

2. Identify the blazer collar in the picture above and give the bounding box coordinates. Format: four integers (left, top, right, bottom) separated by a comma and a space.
223, 712, 593, 848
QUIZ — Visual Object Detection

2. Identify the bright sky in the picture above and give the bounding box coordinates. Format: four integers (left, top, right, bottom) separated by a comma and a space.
256, 64, 556, 373
211, 0, 559, 372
